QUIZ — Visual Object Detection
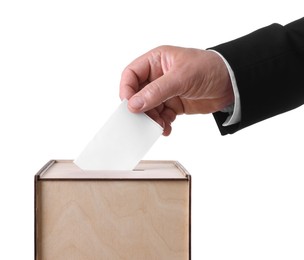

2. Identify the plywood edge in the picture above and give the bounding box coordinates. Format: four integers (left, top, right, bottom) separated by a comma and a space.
172, 161, 192, 259
35, 160, 56, 179
34, 175, 38, 260
188, 173, 192, 259
174, 161, 191, 179
34, 171, 42, 260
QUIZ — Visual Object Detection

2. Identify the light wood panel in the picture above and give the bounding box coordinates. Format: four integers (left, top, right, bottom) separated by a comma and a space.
36, 179, 190, 259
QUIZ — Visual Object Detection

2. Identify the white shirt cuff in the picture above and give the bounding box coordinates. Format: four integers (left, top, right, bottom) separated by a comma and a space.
208, 50, 241, 126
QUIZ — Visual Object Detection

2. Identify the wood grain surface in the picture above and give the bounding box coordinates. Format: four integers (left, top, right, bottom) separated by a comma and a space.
36, 180, 190, 260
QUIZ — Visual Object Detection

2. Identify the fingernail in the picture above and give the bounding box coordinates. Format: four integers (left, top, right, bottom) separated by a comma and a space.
129, 96, 144, 110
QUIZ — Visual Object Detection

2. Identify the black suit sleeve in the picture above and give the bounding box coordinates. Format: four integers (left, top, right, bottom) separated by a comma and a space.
210, 17, 304, 135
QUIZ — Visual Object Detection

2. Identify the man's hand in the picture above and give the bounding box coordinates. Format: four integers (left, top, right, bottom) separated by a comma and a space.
120, 45, 234, 136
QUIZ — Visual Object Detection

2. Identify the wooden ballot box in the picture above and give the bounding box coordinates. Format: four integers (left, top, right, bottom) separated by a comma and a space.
35, 160, 191, 260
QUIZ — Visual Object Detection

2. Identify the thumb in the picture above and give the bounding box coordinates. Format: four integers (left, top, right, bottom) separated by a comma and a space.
128, 72, 179, 113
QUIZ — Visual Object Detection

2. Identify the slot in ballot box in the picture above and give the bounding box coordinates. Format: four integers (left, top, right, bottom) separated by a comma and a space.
35, 160, 191, 260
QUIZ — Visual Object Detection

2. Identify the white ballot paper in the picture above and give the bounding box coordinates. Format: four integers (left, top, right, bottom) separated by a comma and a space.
74, 99, 163, 170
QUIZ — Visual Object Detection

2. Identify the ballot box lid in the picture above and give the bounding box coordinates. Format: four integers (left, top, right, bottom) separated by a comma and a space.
35, 160, 190, 180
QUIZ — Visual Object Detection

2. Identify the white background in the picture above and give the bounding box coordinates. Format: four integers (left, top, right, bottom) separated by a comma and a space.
1, 1, 304, 259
